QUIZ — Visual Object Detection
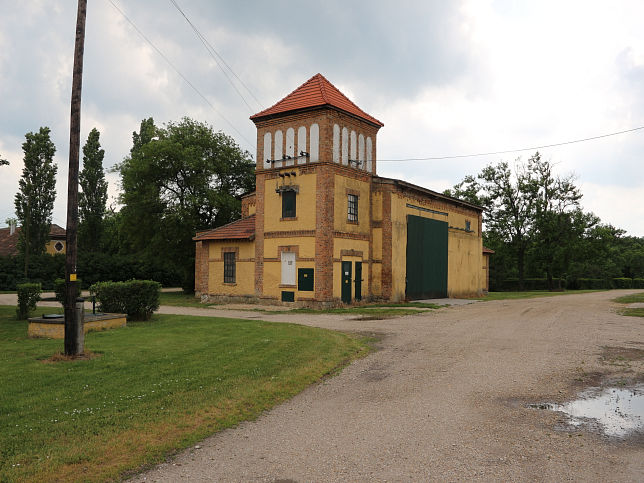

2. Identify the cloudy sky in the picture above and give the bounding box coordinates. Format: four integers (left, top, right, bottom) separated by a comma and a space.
1, 0, 643, 236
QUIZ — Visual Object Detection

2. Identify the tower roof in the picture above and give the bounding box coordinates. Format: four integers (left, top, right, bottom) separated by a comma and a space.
250, 73, 384, 127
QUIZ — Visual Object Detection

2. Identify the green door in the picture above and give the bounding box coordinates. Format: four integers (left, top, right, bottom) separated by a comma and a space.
354, 262, 362, 301
341, 261, 352, 304
406, 215, 448, 299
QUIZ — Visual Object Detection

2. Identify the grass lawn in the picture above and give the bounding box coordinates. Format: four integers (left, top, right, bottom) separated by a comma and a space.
613, 292, 644, 304
0, 306, 371, 482
613, 291, 644, 317
476, 290, 607, 301
158, 291, 218, 308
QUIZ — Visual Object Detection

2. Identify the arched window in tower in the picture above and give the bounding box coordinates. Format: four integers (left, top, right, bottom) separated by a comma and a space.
350, 130, 357, 166
341, 127, 348, 165
297, 126, 307, 164
285, 127, 295, 166
358, 134, 365, 169
366, 137, 373, 173
310, 123, 319, 162
332, 124, 340, 163
274, 129, 283, 168
263, 132, 272, 169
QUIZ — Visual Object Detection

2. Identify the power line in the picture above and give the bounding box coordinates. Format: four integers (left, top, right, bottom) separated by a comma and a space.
168, 0, 264, 112
106, 0, 256, 150
378, 125, 644, 162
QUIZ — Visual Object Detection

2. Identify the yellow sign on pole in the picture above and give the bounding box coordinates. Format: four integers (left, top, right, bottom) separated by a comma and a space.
69, 274, 77, 281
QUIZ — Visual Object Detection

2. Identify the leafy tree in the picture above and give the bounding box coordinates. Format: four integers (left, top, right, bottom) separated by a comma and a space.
79, 128, 108, 251
116, 117, 255, 289
14, 127, 57, 276
525, 153, 584, 289
0, 157, 8, 166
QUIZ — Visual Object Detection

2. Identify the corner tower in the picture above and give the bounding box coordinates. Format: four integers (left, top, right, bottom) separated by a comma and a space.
250, 74, 384, 304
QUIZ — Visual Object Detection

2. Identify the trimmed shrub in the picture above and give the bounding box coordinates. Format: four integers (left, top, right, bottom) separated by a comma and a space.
499, 278, 566, 291
575, 278, 611, 290
54, 278, 83, 307
612, 278, 633, 289
633, 278, 644, 289
90, 280, 161, 321
16, 283, 42, 320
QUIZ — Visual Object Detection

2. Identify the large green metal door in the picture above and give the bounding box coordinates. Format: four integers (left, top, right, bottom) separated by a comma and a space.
406, 215, 448, 299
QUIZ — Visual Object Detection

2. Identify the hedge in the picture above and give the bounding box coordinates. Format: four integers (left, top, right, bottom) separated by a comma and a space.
0, 253, 181, 291
499, 278, 566, 291
54, 278, 83, 307
89, 280, 161, 321
16, 283, 41, 320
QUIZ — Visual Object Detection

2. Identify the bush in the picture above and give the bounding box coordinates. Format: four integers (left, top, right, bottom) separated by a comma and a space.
574, 278, 611, 290
54, 278, 83, 307
499, 278, 566, 291
90, 280, 161, 321
633, 278, 644, 289
16, 283, 42, 320
612, 278, 633, 289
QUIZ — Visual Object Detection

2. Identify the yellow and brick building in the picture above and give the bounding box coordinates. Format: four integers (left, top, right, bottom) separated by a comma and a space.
194, 74, 485, 305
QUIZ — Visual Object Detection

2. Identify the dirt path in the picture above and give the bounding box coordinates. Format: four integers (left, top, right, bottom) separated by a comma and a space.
128, 291, 643, 482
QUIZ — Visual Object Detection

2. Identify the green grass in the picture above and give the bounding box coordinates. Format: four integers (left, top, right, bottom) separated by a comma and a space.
0, 306, 371, 482
620, 308, 644, 317
157, 291, 217, 308
613, 292, 644, 304
476, 289, 607, 301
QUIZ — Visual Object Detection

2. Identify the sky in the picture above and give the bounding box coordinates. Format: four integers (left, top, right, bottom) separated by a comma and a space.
1, 0, 643, 236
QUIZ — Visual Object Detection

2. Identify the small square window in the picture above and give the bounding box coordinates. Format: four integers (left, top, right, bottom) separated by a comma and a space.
348, 194, 358, 222
282, 191, 296, 218
223, 252, 236, 283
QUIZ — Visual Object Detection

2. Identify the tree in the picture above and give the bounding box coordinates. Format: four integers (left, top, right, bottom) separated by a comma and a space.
79, 128, 108, 251
116, 117, 255, 289
448, 152, 590, 290
14, 127, 57, 276
525, 153, 584, 289
0, 157, 8, 166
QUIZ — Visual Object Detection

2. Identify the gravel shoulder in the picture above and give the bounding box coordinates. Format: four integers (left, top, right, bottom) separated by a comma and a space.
129, 290, 643, 482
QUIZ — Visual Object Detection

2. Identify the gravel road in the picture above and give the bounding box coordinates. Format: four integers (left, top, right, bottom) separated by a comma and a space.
126, 290, 643, 482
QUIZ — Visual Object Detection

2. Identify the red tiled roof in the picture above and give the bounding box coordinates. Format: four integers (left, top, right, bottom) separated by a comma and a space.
0, 224, 66, 257
250, 73, 384, 127
193, 215, 256, 241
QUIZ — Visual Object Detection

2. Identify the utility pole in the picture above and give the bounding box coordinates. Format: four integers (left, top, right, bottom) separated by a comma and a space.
65, 0, 87, 356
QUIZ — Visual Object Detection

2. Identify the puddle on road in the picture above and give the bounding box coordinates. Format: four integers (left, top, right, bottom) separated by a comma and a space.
530, 384, 644, 438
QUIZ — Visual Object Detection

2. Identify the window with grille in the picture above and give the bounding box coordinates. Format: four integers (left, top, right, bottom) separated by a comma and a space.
347, 194, 358, 222
282, 190, 296, 218
223, 252, 236, 283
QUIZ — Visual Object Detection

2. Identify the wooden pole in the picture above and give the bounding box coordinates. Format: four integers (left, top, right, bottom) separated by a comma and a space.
64, 0, 87, 356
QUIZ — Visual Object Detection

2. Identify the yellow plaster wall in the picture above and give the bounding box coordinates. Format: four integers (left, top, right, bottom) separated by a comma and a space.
389, 194, 483, 300
262, 236, 316, 301
371, 192, 382, 221
332, 238, 370, 300
206, 240, 255, 296
263, 171, 317, 232
333, 175, 371, 234
45, 240, 65, 255
248, 204, 256, 216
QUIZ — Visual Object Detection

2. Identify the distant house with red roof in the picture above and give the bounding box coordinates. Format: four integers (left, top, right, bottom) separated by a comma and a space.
195, 74, 487, 305
0, 223, 66, 257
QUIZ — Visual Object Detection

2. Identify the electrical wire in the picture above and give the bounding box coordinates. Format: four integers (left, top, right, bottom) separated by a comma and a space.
106, 0, 256, 150
168, 0, 264, 112
377, 125, 644, 162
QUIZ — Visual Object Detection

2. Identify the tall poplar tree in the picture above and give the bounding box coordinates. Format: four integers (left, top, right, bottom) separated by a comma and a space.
14, 127, 58, 275
79, 128, 108, 251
